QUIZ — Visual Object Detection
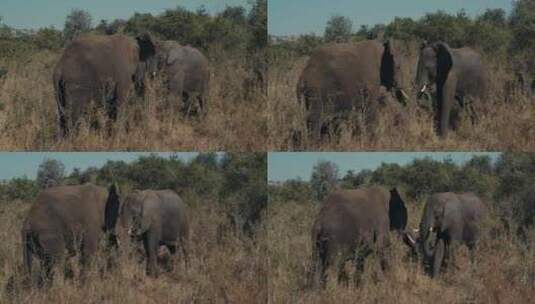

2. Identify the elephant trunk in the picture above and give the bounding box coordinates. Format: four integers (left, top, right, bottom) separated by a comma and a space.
419, 215, 435, 261
421, 228, 435, 260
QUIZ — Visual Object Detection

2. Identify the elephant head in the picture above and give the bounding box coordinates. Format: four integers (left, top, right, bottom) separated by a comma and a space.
416, 41, 455, 135
381, 39, 410, 103
116, 191, 154, 239
418, 197, 449, 262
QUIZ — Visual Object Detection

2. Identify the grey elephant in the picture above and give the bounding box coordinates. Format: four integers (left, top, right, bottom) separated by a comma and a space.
53, 33, 163, 136
21, 183, 119, 285
106, 189, 190, 277
139, 40, 210, 116
296, 39, 409, 141
311, 186, 410, 287
416, 42, 488, 137
408, 192, 487, 278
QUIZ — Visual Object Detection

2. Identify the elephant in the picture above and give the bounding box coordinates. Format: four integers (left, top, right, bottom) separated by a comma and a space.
311, 186, 410, 287
21, 183, 119, 285
53, 33, 160, 136
416, 41, 488, 137
410, 192, 487, 278
139, 40, 210, 116
106, 189, 190, 277
296, 39, 410, 141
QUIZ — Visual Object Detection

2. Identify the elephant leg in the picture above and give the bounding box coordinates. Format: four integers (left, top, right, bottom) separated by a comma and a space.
432, 238, 445, 278
79, 235, 98, 282
437, 78, 456, 137
314, 237, 330, 288
352, 254, 366, 286
58, 108, 68, 138
179, 238, 189, 270
142, 232, 159, 277
38, 255, 56, 287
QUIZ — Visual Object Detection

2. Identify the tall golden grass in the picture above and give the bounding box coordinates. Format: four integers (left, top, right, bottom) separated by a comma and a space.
0, 50, 266, 151
267, 199, 534, 304
0, 197, 268, 303
267, 51, 535, 151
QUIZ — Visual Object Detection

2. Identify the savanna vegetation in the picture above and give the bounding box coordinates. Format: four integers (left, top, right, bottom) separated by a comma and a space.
0, 1, 267, 151
0, 152, 268, 303
268, 1, 535, 150
268, 152, 535, 303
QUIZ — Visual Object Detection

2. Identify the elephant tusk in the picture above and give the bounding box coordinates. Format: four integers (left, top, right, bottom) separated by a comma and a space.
400, 89, 410, 100
420, 84, 427, 93
406, 233, 416, 245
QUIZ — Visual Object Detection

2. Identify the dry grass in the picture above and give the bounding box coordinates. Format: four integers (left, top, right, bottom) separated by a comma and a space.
0, 198, 268, 303
267, 199, 535, 304
267, 55, 535, 151
0, 50, 267, 151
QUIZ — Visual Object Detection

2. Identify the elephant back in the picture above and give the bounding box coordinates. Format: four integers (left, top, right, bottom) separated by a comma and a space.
25, 183, 109, 236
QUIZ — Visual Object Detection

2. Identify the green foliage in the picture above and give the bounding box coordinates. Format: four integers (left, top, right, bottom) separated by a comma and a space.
324, 15, 353, 43
415, 10, 472, 47
36, 158, 65, 189
510, 0, 535, 51
310, 160, 339, 201
220, 152, 267, 233
248, 0, 267, 51
63, 9, 92, 41
0, 177, 38, 202
271, 6, 533, 59
269, 179, 312, 204
33, 27, 63, 50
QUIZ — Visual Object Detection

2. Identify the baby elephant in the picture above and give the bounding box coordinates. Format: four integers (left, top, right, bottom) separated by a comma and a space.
107, 189, 190, 277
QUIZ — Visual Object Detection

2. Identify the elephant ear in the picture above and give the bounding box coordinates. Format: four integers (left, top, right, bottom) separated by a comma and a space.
104, 183, 121, 232
434, 42, 453, 86
135, 32, 156, 62
166, 47, 185, 65
388, 187, 408, 231
381, 39, 396, 89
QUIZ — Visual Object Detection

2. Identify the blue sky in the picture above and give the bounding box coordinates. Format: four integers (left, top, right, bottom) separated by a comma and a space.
269, 0, 513, 36
0, 152, 200, 180
0, 0, 250, 29
268, 152, 501, 182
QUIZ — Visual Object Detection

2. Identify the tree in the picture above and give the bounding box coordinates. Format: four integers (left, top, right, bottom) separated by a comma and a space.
248, 0, 267, 50
310, 160, 339, 201
478, 8, 507, 27
33, 27, 63, 50
64, 9, 92, 41
510, 0, 535, 52
36, 159, 65, 189
324, 15, 353, 43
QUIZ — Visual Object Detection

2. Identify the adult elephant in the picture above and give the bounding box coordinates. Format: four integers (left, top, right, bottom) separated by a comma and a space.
139, 40, 210, 116
311, 186, 411, 287
296, 39, 409, 141
415, 192, 487, 278
53, 33, 159, 136
106, 189, 190, 277
416, 42, 488, 137
21, 183, 119, 285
